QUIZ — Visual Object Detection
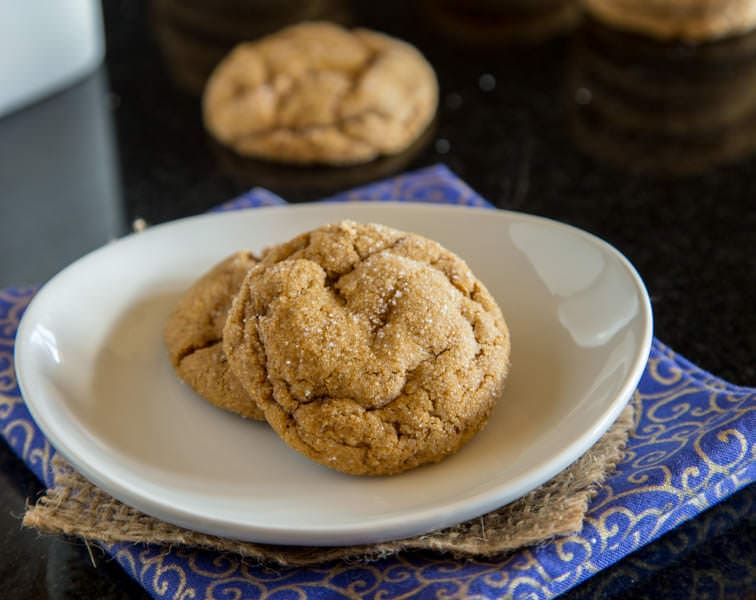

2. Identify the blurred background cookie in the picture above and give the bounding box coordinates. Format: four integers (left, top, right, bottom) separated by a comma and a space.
164, 251, 264, 420
582, 0, 756, 42
202, 22, 438, 165
567, 19, 756, 176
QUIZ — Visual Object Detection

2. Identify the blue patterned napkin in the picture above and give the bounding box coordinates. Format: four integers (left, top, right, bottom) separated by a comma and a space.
1, 165, 754, 599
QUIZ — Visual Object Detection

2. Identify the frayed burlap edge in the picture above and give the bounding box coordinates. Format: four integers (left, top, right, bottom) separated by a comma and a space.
23, 402, 634, 566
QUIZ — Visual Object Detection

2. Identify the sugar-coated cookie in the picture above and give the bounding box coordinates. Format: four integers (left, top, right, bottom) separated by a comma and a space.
165, 252, 264, 420
223, 221, 510, 475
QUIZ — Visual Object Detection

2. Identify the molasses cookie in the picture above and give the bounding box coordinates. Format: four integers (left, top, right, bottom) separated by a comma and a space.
165, 251, 264, 420
223, 221, 510, 475
202, 22, 438, 165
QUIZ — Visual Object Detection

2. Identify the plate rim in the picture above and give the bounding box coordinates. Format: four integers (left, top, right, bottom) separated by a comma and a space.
15, 202, 654, 545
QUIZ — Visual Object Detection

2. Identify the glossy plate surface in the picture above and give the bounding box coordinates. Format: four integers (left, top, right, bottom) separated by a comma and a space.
16, 203, 652, 545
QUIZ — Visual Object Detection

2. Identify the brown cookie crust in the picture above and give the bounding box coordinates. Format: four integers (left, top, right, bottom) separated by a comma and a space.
224, 222, 510, 475
164, 251, 264, 420
202, 22, 438, 165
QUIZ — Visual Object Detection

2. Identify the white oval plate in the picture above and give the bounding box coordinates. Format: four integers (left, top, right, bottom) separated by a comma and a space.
16, 202, 652, 546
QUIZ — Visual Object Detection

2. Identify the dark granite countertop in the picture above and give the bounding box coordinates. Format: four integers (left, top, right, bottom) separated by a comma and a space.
0, 1, 753, 598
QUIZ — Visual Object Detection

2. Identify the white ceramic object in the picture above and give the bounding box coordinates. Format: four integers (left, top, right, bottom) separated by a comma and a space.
0, 0, 104, 117
15, 203, 653, 546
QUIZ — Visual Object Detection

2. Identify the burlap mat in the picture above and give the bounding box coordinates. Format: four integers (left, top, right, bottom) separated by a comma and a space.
23, 402, 634, 566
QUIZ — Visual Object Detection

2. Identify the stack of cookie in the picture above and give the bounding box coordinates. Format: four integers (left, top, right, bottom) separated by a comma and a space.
568, 21, 756, 175
165, 221, 511, 476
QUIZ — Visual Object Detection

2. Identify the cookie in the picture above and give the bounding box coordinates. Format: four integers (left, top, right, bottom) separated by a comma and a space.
202, 22, 438, 165
582, 0, 756, 42
164, 251, 264, 420
223, 221, 511, 475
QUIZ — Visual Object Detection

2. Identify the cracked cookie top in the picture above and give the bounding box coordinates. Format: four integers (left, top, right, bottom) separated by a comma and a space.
202, 22, 438, 165
223, 222, 510, 475
164, 251, 264, 420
